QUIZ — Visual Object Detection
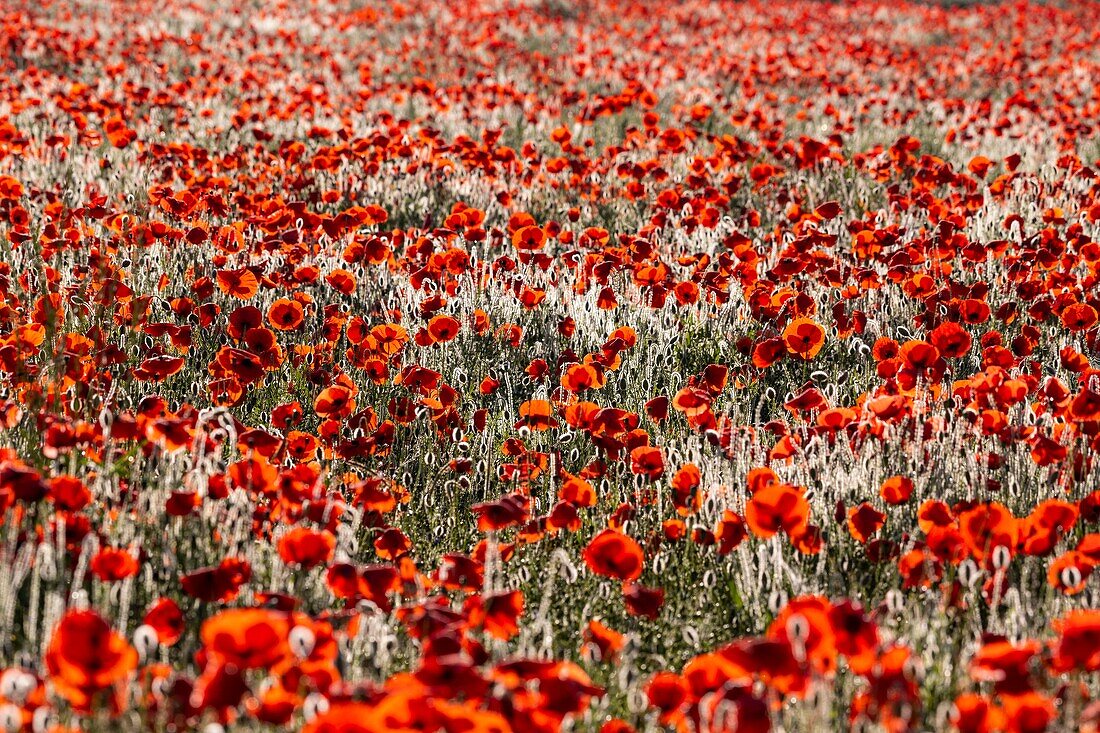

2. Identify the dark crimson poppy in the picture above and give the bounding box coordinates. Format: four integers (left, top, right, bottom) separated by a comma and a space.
471, 493, 529, 531
623, 583, 665, 620
144, 598, 185, 646
752, 337, 787, 368
180, 557, 252, 603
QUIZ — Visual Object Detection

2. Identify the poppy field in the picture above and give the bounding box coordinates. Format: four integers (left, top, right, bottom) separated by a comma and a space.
2, 0, 1100, 730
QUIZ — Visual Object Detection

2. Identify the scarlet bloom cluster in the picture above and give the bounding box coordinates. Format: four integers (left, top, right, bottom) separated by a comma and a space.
0, 0, 1099, 731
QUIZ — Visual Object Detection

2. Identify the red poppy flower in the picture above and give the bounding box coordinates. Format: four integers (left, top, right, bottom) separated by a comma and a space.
512, 225, 546, 251
49, 474, 92, 511
517, 399, 559, 430
268, 298, 305, 331
427, 314, 460, 343
879, 475, 914, 505
562, 363, 602, 393
929, 321, 972, 358
180, 557, 252, 603
752, 337, 787, 368
278, 527, 335, 568
847, 503, 886, 544
200, 608, 290, 670
584, 529, 644, 581
471, 493, 530, 531
143, 598, 185, 646
1062, 303, 1098, 332
782, 318, 826, 360
583, 619, 626, 663
745, 483, 810, 539
466, 589, 524, 640
623, 583, 665, 619
314, 386, 355, 419
957, 502, 1017, 563
645, 672, 688, 721
1052, 610, 1100, 672
216, 268, 259, 300
46, 610, 138, 713
91, 547, 140, 582
630, 445, 665, 481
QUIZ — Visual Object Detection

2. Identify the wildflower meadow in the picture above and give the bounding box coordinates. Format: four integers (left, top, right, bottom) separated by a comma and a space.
1, 0, 1100, 731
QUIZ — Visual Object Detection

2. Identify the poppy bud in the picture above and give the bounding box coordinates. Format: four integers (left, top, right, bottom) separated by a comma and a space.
133, 624, 159, 661
991, 545, 1012, 571
0, 705, 20, 733
32, 708, 54, 733
0, 670, 32, 704
786, 613, 810, 644
1060, 565, 1083, 591
959, 560, 980, 588
767, 589, 788, 615
152, 676, 171, 700
289, 625, 316, 658
303, 693, 330, 721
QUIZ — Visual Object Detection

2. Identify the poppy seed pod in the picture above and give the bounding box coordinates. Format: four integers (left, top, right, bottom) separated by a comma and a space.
32, 708, 54, 733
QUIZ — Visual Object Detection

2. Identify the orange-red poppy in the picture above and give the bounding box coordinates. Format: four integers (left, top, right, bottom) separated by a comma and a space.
268, 298, 305, 331
745, 483, 810, 539
216, 268, 259, 300
782, 318, 826, 360
1062, 303, 1098, 332
512, 225, 546, 251
314, 386, 356, 419
201, 608, 291, 670
879, 475, 914, 505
